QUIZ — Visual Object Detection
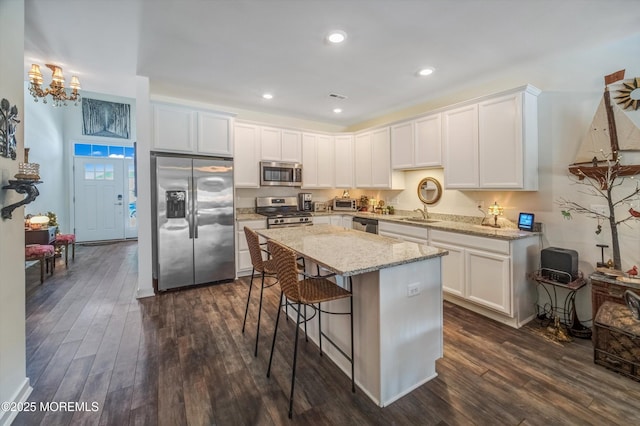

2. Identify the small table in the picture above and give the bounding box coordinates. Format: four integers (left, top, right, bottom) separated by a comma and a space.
25, 226, 57, 245
532, 270, 589, 337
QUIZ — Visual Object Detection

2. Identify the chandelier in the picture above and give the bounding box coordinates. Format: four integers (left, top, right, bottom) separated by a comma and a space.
28, 64, 81, 106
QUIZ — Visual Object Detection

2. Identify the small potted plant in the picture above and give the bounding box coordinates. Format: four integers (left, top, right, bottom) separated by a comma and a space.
359, 195, 369, 211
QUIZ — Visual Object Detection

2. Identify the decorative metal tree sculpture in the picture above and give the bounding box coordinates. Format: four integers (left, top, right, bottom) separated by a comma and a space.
0, 98, 19, 160
558, 150, 640, 270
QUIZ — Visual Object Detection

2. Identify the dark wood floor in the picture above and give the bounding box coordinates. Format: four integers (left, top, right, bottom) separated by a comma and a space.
14, 241, 640, 425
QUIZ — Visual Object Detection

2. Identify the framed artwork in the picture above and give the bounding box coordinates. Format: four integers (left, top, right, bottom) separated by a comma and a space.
82, 98, 130, 139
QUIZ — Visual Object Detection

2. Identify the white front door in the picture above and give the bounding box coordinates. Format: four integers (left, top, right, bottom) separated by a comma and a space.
74, 157, 125, 242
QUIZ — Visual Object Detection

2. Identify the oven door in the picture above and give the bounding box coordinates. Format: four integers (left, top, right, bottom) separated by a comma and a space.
268, 222, 313, 229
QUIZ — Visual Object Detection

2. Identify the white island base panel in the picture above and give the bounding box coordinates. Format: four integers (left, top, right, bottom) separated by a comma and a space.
296, 257, 443, 407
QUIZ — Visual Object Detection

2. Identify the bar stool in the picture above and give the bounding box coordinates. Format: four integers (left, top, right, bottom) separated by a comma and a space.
54, 233, 76, 267
25, 244, 55, 284
242, 227, 279, 357
266, 239, 354, 419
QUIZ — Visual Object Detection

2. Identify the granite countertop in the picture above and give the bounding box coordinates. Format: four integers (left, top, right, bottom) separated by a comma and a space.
256, 224, 447, 276
236, 210, 540, 241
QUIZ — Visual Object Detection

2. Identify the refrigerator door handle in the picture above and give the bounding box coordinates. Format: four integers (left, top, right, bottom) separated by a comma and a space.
193, 175, 199, 239
187, 175, 194, 239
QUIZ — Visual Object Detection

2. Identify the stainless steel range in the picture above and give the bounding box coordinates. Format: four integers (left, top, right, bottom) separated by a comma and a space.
256, 196, 313, 228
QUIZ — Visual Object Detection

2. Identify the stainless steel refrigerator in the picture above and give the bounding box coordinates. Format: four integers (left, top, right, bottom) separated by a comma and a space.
152, 153, 235, 291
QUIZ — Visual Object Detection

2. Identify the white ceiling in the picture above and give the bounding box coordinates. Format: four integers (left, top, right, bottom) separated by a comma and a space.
24, 0, 640, 126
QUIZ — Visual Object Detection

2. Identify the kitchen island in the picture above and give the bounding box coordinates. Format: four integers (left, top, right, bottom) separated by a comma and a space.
256, 224, 448, 407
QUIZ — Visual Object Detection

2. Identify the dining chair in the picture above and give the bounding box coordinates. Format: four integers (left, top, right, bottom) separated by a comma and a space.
242, 226, 279, 357
266, 239, 354, 419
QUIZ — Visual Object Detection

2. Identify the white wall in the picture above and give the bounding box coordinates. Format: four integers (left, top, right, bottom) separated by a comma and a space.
23, 91, 65, 225
0, 2, 32, 425
136, 76, 154, 298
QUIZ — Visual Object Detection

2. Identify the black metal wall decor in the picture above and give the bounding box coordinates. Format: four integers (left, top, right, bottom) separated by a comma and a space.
0, 98, 19, 160
82, 98, 130, 139
1, 180, 41, 219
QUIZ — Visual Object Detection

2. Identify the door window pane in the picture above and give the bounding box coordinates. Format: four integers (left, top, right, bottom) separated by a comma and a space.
92, 145, 109, 157
105, 164, 114, 180
108, 146, 125, 158
95, 164, 105, 180
128, 164, 137, 228
84, 164, 95, 180
75, 143, 92, 156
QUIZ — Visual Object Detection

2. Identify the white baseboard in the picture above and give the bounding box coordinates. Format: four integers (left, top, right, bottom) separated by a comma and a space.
136, 287, 156, 299
0, 378, 32, 426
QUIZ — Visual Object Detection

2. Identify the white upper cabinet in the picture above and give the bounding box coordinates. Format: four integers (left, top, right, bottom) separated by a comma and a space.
260, 127, 302, 163
414, 113, 442, 168
443, 104, 479, 188
355, 127, 404, 189
197, 111, 233, 156
152, 102, 233, 156
152, 103, 196, 153
234, 123, 261, 188
302, 133, 334, 188
478, 89, 538, 190
334, 135, 354, 188
391, 113, 442, 170
354, 131, 373, 188
443, 85, 539, 190
391, 121, 414, 169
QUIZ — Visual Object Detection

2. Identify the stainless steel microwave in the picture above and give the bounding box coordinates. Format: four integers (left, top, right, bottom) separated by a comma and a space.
260, 161, 302, 187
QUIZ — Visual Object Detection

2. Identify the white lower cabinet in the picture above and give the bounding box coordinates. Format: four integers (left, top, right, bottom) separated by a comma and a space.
429, 229, 539, 328
378, 221, 428, 244
236, 219, 267, 277
313, 216, 331, 225
431, 240, 465, 297
341, 216, 353, 229
465, 248, 511, 314
314, 215, 352, 228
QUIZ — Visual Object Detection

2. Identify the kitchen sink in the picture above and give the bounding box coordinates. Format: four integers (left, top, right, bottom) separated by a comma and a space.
398, 217, 440, 224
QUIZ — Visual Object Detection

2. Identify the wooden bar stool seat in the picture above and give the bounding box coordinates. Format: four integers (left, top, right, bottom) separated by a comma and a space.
55, 233, 76, 267
25, 244, 55, 283
266, 239, 354, 419
242, 227, 279, 357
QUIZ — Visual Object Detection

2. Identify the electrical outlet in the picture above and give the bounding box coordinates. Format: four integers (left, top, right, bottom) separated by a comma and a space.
407, 283, 420, 297
591, 204, 607, 216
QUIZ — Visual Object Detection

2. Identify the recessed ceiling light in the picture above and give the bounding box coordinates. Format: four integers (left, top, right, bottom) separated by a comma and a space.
417, 67, 435, 77
262, 93, 273, 100
333, 108, 342, 114
326, 30, 347, 44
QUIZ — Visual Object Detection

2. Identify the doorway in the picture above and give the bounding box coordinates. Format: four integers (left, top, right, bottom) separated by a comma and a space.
73, 156, 137, 242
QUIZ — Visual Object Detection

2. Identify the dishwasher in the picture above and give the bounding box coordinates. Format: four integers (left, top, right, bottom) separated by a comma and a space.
352, 217, 378, 234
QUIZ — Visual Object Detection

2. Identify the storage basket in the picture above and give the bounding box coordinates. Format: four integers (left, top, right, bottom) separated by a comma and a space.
594, 301, 640, 381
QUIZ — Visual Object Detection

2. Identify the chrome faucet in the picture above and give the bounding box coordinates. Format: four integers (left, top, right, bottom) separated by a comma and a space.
413, 208, 426, 219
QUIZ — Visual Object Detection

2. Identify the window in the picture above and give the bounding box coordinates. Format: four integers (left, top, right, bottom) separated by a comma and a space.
84, 163, 114, 180
74, 143, 135, 158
